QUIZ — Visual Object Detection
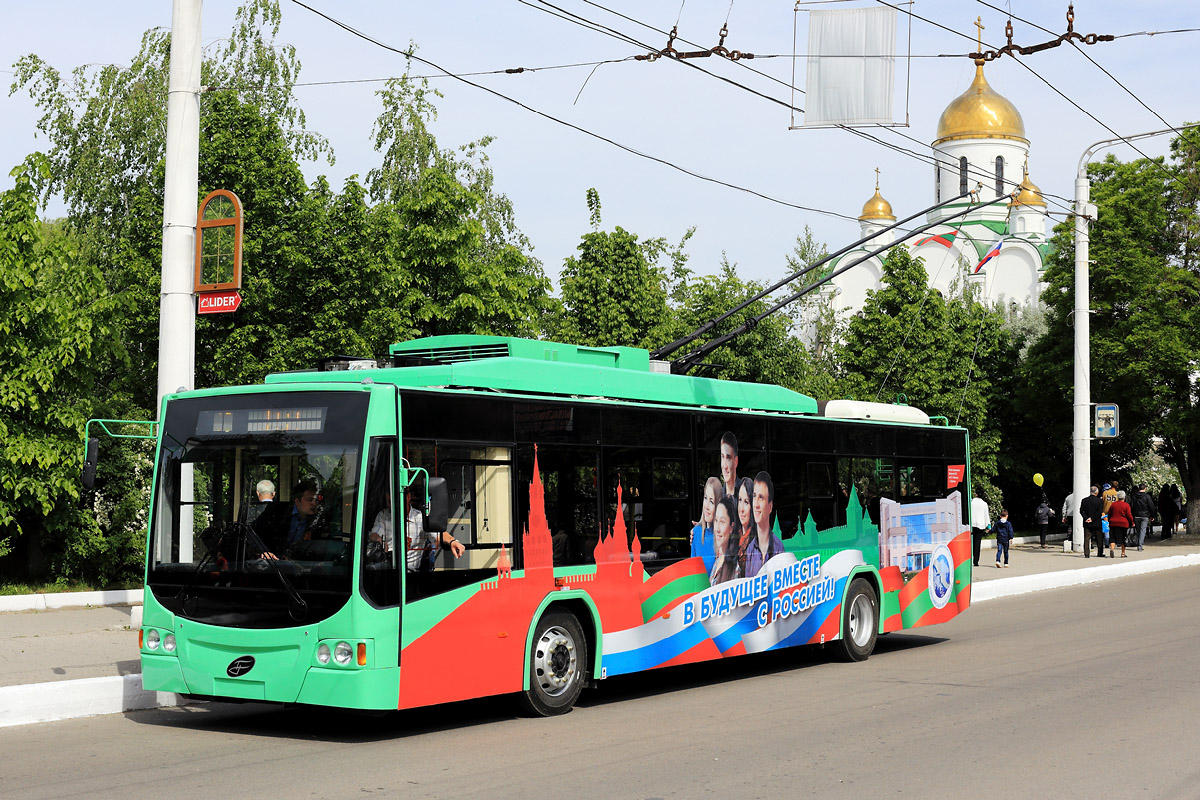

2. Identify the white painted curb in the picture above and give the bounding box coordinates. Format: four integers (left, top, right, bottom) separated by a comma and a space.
0, 674, 189, 728
973, 552, 1200, 602
0, 589, 142, 613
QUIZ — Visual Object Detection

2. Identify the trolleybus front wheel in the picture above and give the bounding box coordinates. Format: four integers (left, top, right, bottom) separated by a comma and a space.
835, 578, 878, 662
521, 611, 587, 717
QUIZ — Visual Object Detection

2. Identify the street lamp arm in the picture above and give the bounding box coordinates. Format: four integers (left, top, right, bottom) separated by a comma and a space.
1077, 124, 1200, 177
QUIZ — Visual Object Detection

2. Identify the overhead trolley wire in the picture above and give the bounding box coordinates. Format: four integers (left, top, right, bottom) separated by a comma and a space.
558, 1, 1077, 218
973, 0, 1184, 140
877, 0, 1192, 193
285, 0, 862, 223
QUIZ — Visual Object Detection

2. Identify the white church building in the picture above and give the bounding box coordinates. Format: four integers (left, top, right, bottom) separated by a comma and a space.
826, 59, 1052, 314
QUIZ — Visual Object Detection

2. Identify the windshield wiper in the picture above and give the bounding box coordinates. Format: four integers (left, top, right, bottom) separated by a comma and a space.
241, 524, 309, 622
176, 522, 308, 622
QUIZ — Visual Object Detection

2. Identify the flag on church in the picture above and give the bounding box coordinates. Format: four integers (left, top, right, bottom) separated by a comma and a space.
974, 240, 1002, 273
914, 232, 956, 248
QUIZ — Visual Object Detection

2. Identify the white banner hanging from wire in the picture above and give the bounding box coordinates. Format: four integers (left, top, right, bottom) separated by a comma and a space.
791, 3, 910, 129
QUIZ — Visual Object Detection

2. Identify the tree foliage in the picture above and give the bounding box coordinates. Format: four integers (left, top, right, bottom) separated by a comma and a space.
2, 1, 549, 583
1029, 135, 1200, 531
0, 157, 137, 578
841, 247, 1014, 506
554, 189, 672, 349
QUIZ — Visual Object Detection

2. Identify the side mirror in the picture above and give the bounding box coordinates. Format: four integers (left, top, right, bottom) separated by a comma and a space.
81, 437, 99, 492
424, 477, 449, 533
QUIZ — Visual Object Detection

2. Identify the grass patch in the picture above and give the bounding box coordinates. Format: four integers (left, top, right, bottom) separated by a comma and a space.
0, 580, 142, 596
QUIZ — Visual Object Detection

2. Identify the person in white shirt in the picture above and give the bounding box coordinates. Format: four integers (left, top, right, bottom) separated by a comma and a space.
402, 490, 464, 572
970, 493, 991, 567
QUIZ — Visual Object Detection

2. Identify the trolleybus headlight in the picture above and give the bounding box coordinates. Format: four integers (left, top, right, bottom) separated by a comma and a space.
146, 629, 160, 650
163, 633, 176, 652
317, 643, 331, 664
334, 641, 353, 665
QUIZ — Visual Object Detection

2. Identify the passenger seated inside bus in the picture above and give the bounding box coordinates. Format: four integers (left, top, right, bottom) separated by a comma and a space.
245, 478, 275, 525
405, 488, 464, 571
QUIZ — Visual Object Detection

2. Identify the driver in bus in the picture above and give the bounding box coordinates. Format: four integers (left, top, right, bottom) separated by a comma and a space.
253, 479, 321, 560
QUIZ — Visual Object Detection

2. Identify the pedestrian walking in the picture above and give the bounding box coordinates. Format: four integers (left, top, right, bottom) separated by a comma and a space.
1131, 484, 1156, 551
1108, 490, 1133, 558
1170, 484, 1183, 534
1080, 485, 1105, 558
1102, 482, 1118, 515
1159, 483, 1175, 539
970, 492, 991, 567
994, 509, 1014, 568
1034, 499, 1055, 548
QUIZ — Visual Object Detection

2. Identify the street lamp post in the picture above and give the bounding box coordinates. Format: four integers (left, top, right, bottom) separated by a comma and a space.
1072, 128, 1192, 553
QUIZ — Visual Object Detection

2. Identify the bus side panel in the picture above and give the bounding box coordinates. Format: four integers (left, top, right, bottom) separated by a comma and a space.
397, 571, 552, 710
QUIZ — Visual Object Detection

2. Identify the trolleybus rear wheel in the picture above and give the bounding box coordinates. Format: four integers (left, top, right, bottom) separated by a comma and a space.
521, 611, 587, 717
835, 578, 878, 662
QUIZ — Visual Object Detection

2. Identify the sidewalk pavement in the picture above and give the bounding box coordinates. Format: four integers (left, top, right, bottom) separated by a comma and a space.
3, 531, 1199, 727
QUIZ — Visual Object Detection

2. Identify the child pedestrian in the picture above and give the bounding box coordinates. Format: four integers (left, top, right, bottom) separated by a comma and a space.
994, 509, 1014, 568
1034, 499, 1055, 548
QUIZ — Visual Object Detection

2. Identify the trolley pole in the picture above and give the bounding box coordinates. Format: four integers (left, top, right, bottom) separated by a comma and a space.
157, 0, 203, 411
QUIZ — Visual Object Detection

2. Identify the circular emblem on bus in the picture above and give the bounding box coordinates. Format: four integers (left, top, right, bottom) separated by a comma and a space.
226, 656, 256, 677
928, 544, 955, 610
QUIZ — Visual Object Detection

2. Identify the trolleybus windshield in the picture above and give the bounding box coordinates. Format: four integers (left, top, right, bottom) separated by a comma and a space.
146, 391, 370, 628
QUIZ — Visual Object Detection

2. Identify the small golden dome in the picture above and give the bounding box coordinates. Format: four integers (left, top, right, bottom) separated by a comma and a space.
860, 189, 895, 221
1011, 172, 1046, 207
934, 63, 1026, 145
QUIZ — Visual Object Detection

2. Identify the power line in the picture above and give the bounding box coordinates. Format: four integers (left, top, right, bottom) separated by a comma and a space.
972, 0, 1182, 139
284, 0, 862, 224
553, 1, 1074, 217
877, 0, 1190, 193
205, 57, 639, 91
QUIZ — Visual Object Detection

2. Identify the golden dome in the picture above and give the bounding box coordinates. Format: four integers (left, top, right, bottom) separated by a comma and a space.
1011, 171, 1046, 207
934, 63, 1026, 145
859, 189, 895, 221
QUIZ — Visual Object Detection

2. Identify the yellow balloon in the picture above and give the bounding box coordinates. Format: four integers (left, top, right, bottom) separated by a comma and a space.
1033, 473, 1044, 487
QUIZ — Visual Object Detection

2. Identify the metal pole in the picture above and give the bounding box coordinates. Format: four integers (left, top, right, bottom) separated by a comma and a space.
157, 0, 202, 410
158, 0, 203, 564
1072, 127, 1194, 552
1071, 168, 1092, 554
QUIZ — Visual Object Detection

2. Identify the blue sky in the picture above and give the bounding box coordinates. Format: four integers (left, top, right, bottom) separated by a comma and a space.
3, 1, 1197, 290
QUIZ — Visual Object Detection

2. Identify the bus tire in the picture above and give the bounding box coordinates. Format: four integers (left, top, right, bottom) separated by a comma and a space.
835, 578, 878, 662
521, 611, 587, 717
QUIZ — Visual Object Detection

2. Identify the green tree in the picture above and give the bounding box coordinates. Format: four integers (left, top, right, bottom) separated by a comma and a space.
5, 2, 551, 582
1030, 140, 1200, 531
665, 255, 812, 390
0, 158, 135, 580
555, 189, 672, 349
842, 247, 1014, 505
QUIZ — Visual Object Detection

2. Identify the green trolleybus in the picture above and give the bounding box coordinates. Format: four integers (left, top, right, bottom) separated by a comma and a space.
136, 335, 973, 715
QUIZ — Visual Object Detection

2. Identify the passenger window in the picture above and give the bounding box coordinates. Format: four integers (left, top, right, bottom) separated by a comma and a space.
518, 444, 599, 567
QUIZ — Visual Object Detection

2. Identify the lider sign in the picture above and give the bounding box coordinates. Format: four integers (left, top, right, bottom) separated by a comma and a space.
197, 290, 242, 315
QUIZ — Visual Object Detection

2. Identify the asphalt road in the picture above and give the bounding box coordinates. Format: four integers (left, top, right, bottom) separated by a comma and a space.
4, 568, 1199, 800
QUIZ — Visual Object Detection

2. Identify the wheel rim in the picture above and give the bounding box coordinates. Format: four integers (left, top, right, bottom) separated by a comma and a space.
847, 593, 874, 648
533, 625, 578, 698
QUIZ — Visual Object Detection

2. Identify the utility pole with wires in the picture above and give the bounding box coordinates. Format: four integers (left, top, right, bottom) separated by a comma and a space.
158, 0, 202, 412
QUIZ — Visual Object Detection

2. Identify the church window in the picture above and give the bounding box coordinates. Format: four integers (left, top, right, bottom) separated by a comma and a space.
935, 160, 941, 202
959, 157, 968, 195
995, 156, 1005, 198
